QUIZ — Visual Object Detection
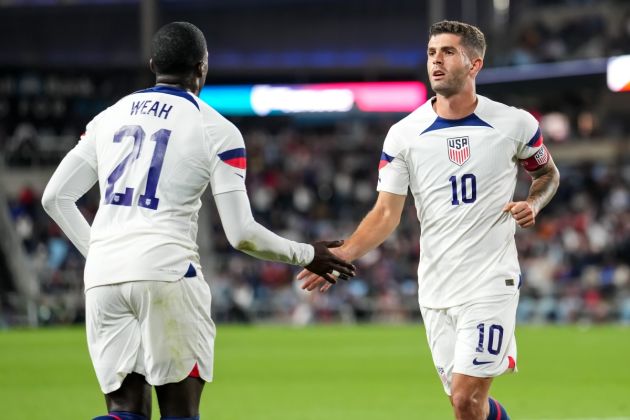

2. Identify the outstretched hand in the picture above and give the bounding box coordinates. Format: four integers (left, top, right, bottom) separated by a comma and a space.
304, 240, 355, 285
298, 269, 335, 292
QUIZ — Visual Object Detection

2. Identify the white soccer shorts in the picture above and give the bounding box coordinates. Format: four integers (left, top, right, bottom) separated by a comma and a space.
420, 292, 519, 395
85, 272, 216, 394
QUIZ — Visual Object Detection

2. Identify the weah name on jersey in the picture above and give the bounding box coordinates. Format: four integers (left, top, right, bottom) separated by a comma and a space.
130, 100, 174, 120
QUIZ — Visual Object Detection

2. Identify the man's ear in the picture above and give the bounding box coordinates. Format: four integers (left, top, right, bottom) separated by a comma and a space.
470, 57, 484, 75
195, 61, 206, 78
149, 58, 156, 74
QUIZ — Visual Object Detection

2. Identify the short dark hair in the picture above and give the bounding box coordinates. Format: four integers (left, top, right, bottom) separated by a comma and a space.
150, 22, 207, 75
429, 20, 486, 59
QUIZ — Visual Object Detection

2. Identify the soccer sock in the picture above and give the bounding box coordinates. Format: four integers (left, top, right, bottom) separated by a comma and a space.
487, 398, 510, 420
93, 412, 147, 420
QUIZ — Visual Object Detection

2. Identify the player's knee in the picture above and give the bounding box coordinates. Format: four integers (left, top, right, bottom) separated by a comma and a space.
451, 391, 485, 419
451, 394, 473, 417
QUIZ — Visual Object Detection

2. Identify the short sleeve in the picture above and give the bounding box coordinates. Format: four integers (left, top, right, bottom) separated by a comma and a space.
67, 114, 101, 169
209, 122, 247, 195
376, 126, 409, 195
515, 110, 543, 160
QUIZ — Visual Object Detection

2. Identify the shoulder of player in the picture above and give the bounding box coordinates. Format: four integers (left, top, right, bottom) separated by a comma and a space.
197, 98, 226, 121
196, 102, 244, 141
388, 100, 435, 139
83, 104, 114, 133
477, 95, 535, 125
476, 95, 538, 140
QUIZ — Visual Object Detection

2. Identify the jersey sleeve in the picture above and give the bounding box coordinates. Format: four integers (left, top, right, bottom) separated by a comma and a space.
376, 126, 409, 195
67, 114, 102, 169
41, 154, 97, 257
215, 190, 314, 266
208, 121, 247, 195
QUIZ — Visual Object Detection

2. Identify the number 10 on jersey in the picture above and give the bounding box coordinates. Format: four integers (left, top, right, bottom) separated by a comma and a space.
105, 125, 171, 211
449, 174, 477, 205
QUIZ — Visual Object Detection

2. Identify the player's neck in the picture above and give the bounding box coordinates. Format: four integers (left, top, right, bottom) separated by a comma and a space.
433, 89, 477, 120
155, 75, 198, 95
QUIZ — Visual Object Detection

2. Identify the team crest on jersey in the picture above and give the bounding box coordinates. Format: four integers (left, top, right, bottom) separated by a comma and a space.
447, 136, 470, 166
533, 147, 548, 166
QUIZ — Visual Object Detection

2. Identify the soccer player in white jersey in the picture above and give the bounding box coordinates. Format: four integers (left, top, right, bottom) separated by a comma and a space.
299, 20, 560, 419
41, 22, 355, 420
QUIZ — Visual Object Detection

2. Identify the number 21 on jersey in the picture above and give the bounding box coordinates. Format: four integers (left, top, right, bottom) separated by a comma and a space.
105, 125, 171, 211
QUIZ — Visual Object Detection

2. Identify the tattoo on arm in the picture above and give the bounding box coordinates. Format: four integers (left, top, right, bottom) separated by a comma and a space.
527, 157, 560, 214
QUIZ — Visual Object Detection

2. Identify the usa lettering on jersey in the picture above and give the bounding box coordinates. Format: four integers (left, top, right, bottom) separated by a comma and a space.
447, 136, 470, 165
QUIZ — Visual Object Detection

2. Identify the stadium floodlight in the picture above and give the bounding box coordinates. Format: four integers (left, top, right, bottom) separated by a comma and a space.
607, 55, 630, 92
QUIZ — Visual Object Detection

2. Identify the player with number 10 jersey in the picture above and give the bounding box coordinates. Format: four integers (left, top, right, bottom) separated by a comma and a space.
298, 20, 559, 419
378, 94, 547, 308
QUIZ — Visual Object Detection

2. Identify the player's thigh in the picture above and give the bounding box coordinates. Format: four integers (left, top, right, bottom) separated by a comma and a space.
132, 275, 216, 386
86, 284, 143, 394
453, 292, 519, 379
421, 306, 458, 395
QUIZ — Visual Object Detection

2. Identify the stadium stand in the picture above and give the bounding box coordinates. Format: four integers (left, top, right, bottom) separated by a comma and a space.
0, 0, 629, 326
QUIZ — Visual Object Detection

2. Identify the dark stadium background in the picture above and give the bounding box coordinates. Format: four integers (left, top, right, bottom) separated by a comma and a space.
1, 0, 629, 329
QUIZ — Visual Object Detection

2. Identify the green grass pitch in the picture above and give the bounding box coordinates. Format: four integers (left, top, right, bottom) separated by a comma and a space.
1, 325, 629, 419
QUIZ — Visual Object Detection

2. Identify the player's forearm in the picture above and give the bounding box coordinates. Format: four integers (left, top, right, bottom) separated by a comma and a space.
42, 155, 97, 257
233, 219, 314, 266
526, 158, 560, 214
215, 191, 314, 266
341, 205, 401, 261
42, 195, 91, 257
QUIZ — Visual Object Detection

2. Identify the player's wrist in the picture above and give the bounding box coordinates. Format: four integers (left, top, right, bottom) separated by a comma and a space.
337, 244, 355, 262
525, 198, 540, 216
302, 244, 315, 266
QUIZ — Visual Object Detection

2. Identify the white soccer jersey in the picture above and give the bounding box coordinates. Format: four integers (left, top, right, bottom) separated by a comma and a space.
377, 95, 545, 308
69, 86, 248, 290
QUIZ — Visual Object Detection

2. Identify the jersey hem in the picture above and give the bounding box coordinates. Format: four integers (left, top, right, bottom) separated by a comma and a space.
84, 274, 190, 292
418, 288, 517, 310
376, 185, 408, 196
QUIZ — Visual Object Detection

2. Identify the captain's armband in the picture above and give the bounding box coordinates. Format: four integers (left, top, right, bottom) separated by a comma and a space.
519, 145, 549, 172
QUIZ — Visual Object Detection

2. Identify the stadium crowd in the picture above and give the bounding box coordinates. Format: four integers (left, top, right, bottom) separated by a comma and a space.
1, 0, 629, 327
5, 116, 629, 326
499, 7, 630, 66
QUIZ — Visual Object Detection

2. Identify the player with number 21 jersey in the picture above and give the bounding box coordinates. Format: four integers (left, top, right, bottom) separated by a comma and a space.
72, 86, 248, 290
